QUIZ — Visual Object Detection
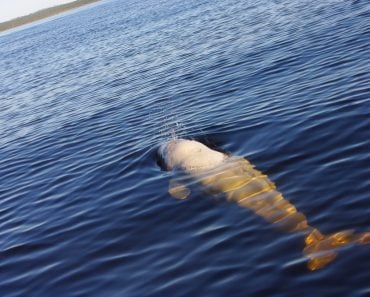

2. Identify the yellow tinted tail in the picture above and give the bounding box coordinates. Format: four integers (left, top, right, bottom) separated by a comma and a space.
303, 228, 370, 271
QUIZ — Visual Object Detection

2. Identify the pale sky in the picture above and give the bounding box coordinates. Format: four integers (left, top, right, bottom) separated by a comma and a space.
0, 0, 76, 22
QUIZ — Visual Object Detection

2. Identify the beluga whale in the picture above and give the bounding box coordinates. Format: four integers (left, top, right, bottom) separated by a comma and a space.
158, 138, 370, 271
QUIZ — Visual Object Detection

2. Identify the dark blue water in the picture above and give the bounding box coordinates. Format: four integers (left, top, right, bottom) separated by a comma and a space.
1, 0, 370, 296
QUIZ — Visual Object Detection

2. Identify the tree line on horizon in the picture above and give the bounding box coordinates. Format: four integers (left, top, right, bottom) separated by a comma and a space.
0, 0, 100, 32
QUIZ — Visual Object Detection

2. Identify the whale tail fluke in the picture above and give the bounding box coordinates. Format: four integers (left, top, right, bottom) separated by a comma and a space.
303, 228, 370, 271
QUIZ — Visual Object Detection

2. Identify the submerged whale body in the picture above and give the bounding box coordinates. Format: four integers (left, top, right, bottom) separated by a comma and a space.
159, 138, 370, 270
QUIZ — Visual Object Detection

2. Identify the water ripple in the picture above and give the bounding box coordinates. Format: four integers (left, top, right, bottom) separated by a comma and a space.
0, 0, 370, 296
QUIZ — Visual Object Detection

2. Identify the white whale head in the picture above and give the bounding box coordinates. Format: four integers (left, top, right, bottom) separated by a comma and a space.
158, 139, 227, 173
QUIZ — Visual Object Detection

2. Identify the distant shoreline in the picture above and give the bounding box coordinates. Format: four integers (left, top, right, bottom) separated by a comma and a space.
0, 0, 100, 33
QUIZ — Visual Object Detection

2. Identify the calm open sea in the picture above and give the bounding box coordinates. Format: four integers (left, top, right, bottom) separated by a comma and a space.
1, 0, 369, 296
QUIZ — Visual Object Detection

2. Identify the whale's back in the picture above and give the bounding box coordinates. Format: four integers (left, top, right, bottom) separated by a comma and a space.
159, 139, 226, 173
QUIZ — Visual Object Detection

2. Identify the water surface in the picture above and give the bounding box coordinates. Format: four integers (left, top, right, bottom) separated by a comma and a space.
1, 0, 370, 296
